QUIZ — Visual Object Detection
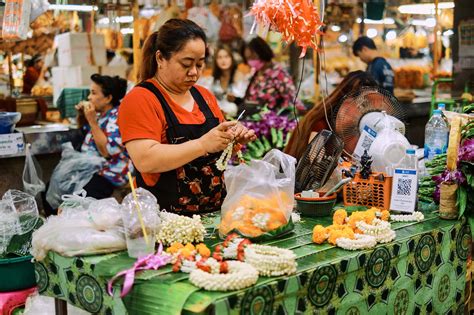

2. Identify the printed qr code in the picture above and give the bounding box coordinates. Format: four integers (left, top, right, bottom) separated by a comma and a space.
361, 135, 373, 151
397, 178, 412, 196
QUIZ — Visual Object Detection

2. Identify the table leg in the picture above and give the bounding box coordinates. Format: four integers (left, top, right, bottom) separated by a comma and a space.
54, 298, 68, 315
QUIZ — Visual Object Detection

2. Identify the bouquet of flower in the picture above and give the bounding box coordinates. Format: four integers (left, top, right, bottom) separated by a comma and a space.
240, 111, 297, 161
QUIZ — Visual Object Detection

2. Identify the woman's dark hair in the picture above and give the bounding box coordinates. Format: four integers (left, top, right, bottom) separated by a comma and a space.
284, 71, 378, 160
247, 36, 274, 62
352, 36, 377, 56
139, 19, 207, 82
90, 74, 127, 107
212, 45, 237, 86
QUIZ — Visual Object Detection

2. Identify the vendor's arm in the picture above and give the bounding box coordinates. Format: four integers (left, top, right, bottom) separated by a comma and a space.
125, 121, 236, 174
84, 104, 110, 158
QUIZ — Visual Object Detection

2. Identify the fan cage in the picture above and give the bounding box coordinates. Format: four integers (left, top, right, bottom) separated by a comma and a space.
295, 130, 344, 192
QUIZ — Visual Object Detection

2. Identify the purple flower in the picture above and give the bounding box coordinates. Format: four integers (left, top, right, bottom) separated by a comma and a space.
458, 138, 474, 162
432, 169, 466, 185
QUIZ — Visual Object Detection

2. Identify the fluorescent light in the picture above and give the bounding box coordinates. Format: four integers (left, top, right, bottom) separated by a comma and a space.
49, 4, 98, 12
120, 28, 134, 35
331, 25, 341, 32
98, 16, 134, 25
398, 2, 454, 15
412, 18, 436, 27
338, 34, 348, 43
367, 28, 378, 38
356, 18, 395, 25
98, 17, 109, 25
386, 30, 397, 41
443, 29, 454, 36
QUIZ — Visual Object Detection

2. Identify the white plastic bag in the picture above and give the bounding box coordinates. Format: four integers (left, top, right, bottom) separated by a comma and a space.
219, 149, 296, 238
2, 0, 31, 40
22, 144, 45, 196
32, 195, 126, 260
46, 142, 105, 209
24, 294, 90, 315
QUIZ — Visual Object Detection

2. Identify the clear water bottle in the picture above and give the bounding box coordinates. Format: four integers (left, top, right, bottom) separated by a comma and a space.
437, 103, 450, 127
424, 109, 449, 161
398, 148, 417, 170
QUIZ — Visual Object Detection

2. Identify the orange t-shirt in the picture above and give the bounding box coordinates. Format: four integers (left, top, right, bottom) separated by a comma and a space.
118, 79, 225, 186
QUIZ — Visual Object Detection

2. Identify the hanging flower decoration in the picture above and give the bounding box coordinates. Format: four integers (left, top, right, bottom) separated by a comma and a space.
248, 0, 324, 57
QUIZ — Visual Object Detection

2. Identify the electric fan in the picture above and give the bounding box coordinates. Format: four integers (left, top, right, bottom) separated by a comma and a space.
331, 87, 406, 155
295, 129, 344, 193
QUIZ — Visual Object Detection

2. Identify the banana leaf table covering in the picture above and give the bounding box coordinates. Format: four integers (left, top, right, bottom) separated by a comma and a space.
34, 210, 471, 315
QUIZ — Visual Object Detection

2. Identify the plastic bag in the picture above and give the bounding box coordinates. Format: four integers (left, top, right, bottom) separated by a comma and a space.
0, 199, 20, 256
22, 144, 45, 196
46, 142, 105, 209
24, 293, 90, 315
121, 188, 160, 258
30, 0, 49, 23
32, 209, 126, 261
2, 0, 31, 40
3, 189, 39, 234
219, 149, 296, 239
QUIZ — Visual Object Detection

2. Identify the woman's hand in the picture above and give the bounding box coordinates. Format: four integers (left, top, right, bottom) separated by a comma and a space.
83, 103, 98, 126
232, 123, 256, 145
198, 121, 237, 154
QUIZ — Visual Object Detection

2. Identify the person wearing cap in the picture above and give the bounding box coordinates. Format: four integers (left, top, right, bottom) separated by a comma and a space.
22, 54, 44, 94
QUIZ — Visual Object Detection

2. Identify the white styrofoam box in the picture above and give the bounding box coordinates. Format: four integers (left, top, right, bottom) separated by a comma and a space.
100, 65, 129, 79
55, 32, 107, 67
52, 66, 98, 104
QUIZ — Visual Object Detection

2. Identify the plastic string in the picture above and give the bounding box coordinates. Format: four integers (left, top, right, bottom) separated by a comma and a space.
127, 172, 150, 246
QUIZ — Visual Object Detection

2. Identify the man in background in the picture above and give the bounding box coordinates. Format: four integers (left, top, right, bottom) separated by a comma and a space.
353, 36, 394, 94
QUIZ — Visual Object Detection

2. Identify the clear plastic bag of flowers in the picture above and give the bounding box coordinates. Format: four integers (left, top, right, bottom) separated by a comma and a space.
2, 189, 39, 234
220, 149, 297, 240
0, 199, 20, 256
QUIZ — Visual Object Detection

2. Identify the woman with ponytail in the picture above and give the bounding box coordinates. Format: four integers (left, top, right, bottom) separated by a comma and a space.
118, 19, 256, 214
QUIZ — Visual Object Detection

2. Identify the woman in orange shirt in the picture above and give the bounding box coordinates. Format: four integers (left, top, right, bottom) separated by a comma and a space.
118, 19, 256, 214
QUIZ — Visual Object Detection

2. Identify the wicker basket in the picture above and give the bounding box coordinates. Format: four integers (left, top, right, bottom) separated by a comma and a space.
343, 172, 393, 210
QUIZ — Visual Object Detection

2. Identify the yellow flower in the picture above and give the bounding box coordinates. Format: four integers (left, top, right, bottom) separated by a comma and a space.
380, 210, 390, 221
184, 243, 195, 252
364, 209, 376, 224
328, 229, 346, 245
347, 212, 365, 230
196, 243, 211, 258
166, 242, 184, 254
312, 225, 328, 244
333, 209, 347, 225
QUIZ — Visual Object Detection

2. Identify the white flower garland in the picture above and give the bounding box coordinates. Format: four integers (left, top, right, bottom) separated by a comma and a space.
336, 234, 377, 250
156, 213, 206, 246
222, 237, 246, 259
244, 244, 297, 276
390, 211, 424, 222
356, 219, 396, 244
216, 142, 234, 171
291, 212, 301, 223
189, 261, 259, 291
231, 206, 245, 221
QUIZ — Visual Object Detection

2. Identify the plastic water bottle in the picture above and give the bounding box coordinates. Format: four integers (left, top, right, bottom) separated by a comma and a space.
424, 109, 449, 161
437, 103, 450, 128
398, 148, 417, 170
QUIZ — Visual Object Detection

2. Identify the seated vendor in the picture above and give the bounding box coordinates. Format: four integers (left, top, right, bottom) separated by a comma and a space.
118, 19, 256, 215
284, 71, 378, 161
42, 74, 131, 215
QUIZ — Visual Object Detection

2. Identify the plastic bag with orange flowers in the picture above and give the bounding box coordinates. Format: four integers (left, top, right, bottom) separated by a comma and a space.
219, 150, 296, 240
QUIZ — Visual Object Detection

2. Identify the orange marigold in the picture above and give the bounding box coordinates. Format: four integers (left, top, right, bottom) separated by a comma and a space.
312, 225, 327, 244
333, 209, 347, 225
380, 210, 390, 221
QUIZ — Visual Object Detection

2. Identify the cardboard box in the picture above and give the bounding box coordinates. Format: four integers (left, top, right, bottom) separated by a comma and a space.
55, 32, 107, 67
52, 66, 98, 104
100, 65, 129, 79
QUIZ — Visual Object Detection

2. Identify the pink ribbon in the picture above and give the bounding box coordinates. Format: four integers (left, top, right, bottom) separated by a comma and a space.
107, 243, 171, 297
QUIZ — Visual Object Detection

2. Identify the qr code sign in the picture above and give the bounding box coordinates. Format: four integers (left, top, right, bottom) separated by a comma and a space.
361, 135, 373, 151
397, 178, 412, 196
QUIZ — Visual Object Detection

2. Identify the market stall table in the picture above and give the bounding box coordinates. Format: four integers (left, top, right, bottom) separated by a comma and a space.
35, 210, 470, 315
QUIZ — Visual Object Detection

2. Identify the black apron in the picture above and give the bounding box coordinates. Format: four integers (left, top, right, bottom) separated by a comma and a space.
135, 82, 226, 215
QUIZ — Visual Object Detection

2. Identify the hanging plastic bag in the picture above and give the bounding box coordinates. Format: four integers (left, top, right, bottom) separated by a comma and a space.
22, 144, 45, 196
46, 142, 105, 210
219, 149, 296, 240
2, 0, 32, 40
30, 0, 49, 23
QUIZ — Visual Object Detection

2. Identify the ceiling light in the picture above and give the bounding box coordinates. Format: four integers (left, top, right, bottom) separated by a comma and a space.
331, 25, 341, 32
98, 16, 134, 25
338, 34, 348, 43
412, 18, 436, 27
398, 2, 454, 15
367, 28, 378, 38
120, 28, 134, 35
48, 4, 98, 12
443, 29, 454, 36
385, 30, 397, 41
356, 18, 395, 25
